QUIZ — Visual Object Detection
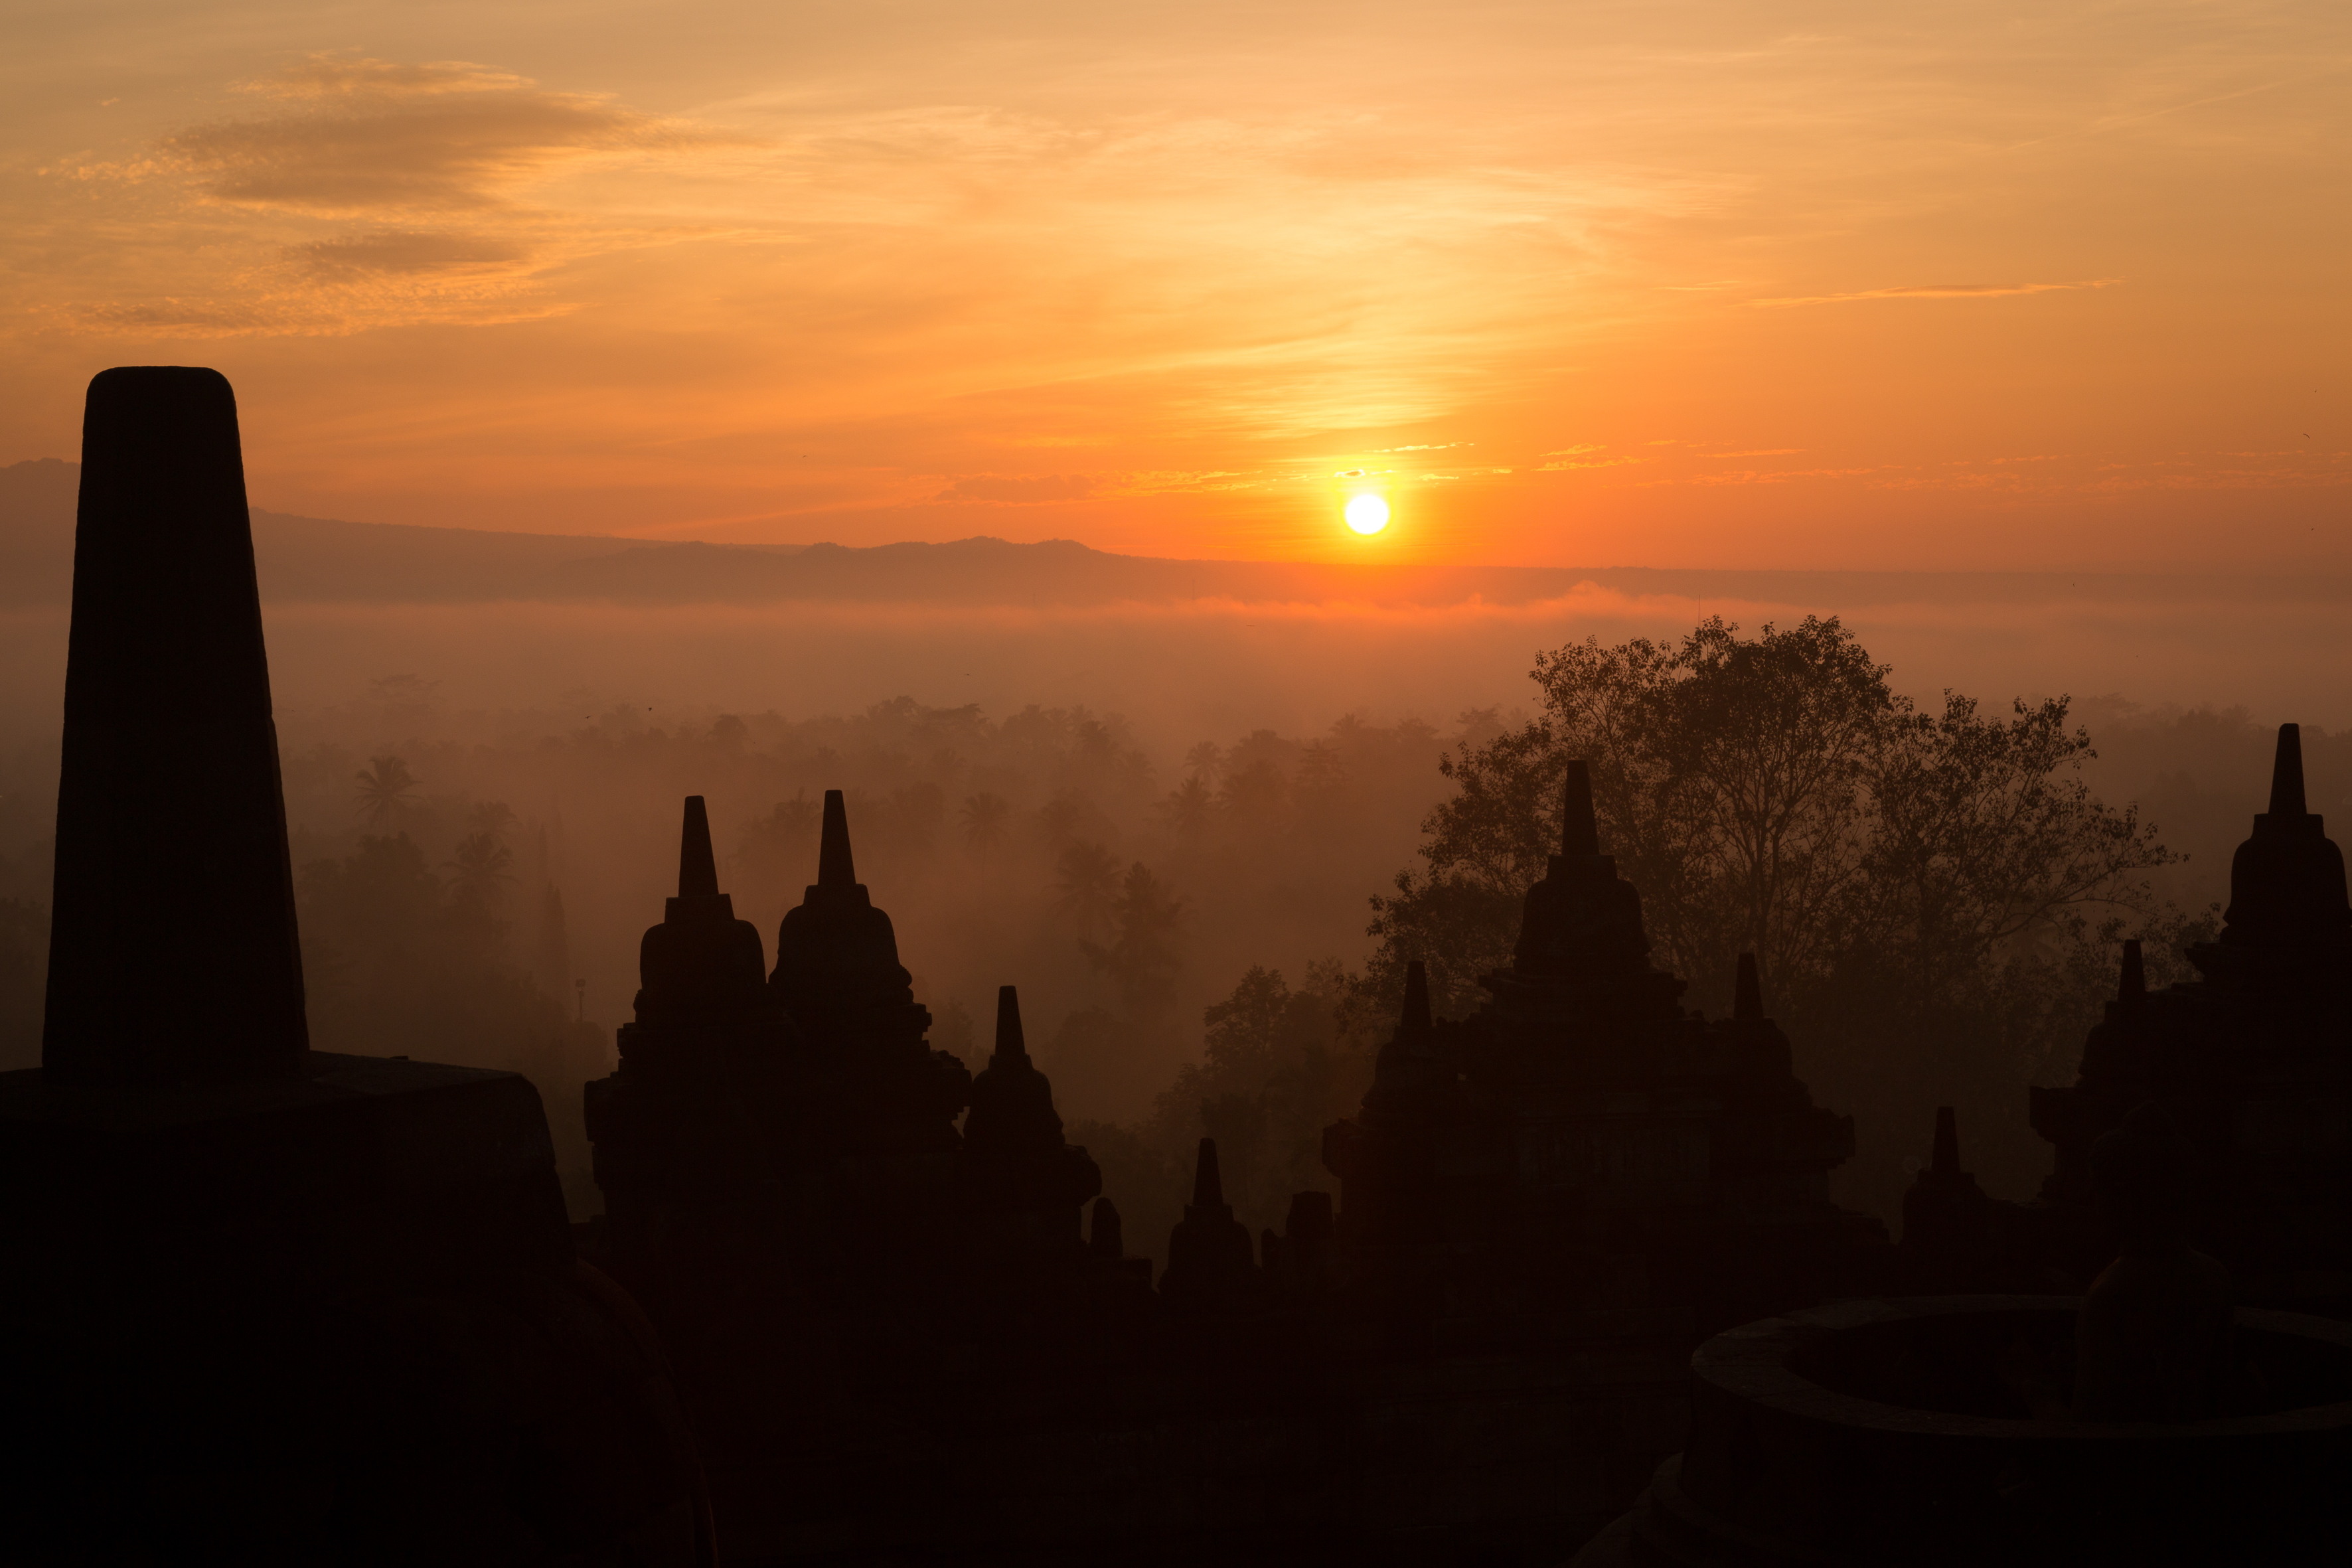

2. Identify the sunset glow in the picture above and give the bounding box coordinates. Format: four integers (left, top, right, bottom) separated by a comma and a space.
0, 3, 2344, 568
1345, 495, 1391, 536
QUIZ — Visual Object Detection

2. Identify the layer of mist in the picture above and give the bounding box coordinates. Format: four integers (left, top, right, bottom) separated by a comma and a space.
1, 457, 2343, 1254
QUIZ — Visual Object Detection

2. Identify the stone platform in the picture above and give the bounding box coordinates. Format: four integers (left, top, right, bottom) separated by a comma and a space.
0, 1052, 571, 1300
0, 1053, 710, 1564
1575, 1295, 2352, 1566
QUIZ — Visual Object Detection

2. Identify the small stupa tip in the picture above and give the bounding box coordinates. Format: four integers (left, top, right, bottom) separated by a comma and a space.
678, 795, 720, 898
1091, 1196, 1123, 1256
1402, 960, 1433, 1032
1931, 1105, 1960, 1176
1192, 1136, 1224, 1209
1560, 759, 1601, 858
818, 788, 856, 887
2268, 724, 2308, 819
1734, 953, 1763, 1022
993, 984, 1027, 1063
2119, 938, 2146, 1005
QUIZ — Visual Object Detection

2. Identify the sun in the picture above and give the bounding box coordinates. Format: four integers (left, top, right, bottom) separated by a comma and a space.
1344, 493, 1390, 535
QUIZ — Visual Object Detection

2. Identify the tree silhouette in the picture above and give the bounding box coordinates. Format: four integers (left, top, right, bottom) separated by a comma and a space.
1139, 962, 1358, 1239
734, 792, 821, 892
1037, 797, 1085, 849
1052, 840, 1121, 931
353, 755, 419, 830
446, 831, 516, 910
1216, 757, 1288, 832
467, 800, 518, 844
1294, 740, 1348, 806
1080, 861, 1188, 1017
960, 791, 1010, 850
886, 781, 945, 856
1157, 775, 1215, 848
1370, 615, 2175, 1018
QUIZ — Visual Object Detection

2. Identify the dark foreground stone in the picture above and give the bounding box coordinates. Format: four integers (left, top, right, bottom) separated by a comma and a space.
1575, 1295, 2352, 1567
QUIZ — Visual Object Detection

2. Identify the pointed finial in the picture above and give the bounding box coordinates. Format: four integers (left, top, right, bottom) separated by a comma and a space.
1560, 760, 1601, 858
2268, 724, 2308, 818
1091, 1196, 1123, 1257
818, 788, 856, 887
1402, 960, 1433, 1032
993, 984, 1028, 1064
1734, 953, 1763, 1022
678, 795, 720, 898
2119, 939, 2146, 1006
1192, 1137, 1225, 1209
1931, 1106, 1960, 1176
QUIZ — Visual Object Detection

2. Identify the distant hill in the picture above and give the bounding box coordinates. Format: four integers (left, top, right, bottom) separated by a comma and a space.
0, 456, 2317, 613
2, 458, 689, 607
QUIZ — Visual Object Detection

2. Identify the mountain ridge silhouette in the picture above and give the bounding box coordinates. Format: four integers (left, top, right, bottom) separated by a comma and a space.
2, 457, 2330, 612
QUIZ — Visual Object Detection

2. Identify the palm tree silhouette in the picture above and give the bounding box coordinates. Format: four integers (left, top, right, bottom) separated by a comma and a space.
467, 800, 517, 844
446, 831, 515, 909
1158, 775, 1215, 848
960, 791, 1010, 850
354, 755, 420, 831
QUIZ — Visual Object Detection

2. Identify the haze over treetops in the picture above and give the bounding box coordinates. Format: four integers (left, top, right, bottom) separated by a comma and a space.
3, 2, 2344, 566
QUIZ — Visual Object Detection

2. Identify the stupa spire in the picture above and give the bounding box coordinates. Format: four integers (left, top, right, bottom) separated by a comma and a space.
1561, 760, 1601, 858
2268, 724, 2309, 819
678, 795, 720, 898
819, 789, 857, 889
1162, 1134, 1260, 1305
1734, 953, 1763, 1022
1192, 1137, 1226, 1210
2211, 719, 2349, 953
994, 984, 1030, 1065
2119, 939, 2146, 1007
1090, 1196, 1124, 1258
1932, 1105, 1961, 1177
1402, 960, 1433, 1033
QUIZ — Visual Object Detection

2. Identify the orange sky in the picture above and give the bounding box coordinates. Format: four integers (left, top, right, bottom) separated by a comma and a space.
3, 2, 2346, 566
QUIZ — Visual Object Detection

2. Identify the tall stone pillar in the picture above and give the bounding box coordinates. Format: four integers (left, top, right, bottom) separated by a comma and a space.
0, 370, 710, 1563
43, 366, 307, 1089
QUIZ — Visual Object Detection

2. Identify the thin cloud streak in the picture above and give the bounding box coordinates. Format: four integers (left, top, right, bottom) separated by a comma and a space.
1751, 279, 2124, 307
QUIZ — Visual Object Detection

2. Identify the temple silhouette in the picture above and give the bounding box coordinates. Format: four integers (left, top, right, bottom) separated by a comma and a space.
9, 368, 2351, 1565
1897, 720, 2352, 1315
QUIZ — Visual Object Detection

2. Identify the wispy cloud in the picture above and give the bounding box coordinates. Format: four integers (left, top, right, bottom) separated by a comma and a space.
287, 230, 531, 277
147, 55, 719, 216
1751, 279, 2123, 307
1688, 466, 1882, 485
933, 473, 1097, 504
1538, 454, 1643, 471
50, 54, 732, 335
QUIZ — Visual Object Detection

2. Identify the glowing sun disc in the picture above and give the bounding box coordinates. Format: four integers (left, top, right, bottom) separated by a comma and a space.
1345, 494, 1390, 534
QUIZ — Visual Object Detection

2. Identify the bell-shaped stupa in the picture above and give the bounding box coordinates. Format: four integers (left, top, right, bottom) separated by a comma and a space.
961, 986, 1102, 1265
2019, 725, 2352, 1306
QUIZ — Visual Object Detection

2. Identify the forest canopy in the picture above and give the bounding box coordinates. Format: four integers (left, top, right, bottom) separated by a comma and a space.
1360, 616, 2203, 1217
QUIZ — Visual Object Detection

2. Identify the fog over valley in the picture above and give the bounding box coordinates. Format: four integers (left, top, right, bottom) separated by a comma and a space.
1, 456, 2345, 1251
